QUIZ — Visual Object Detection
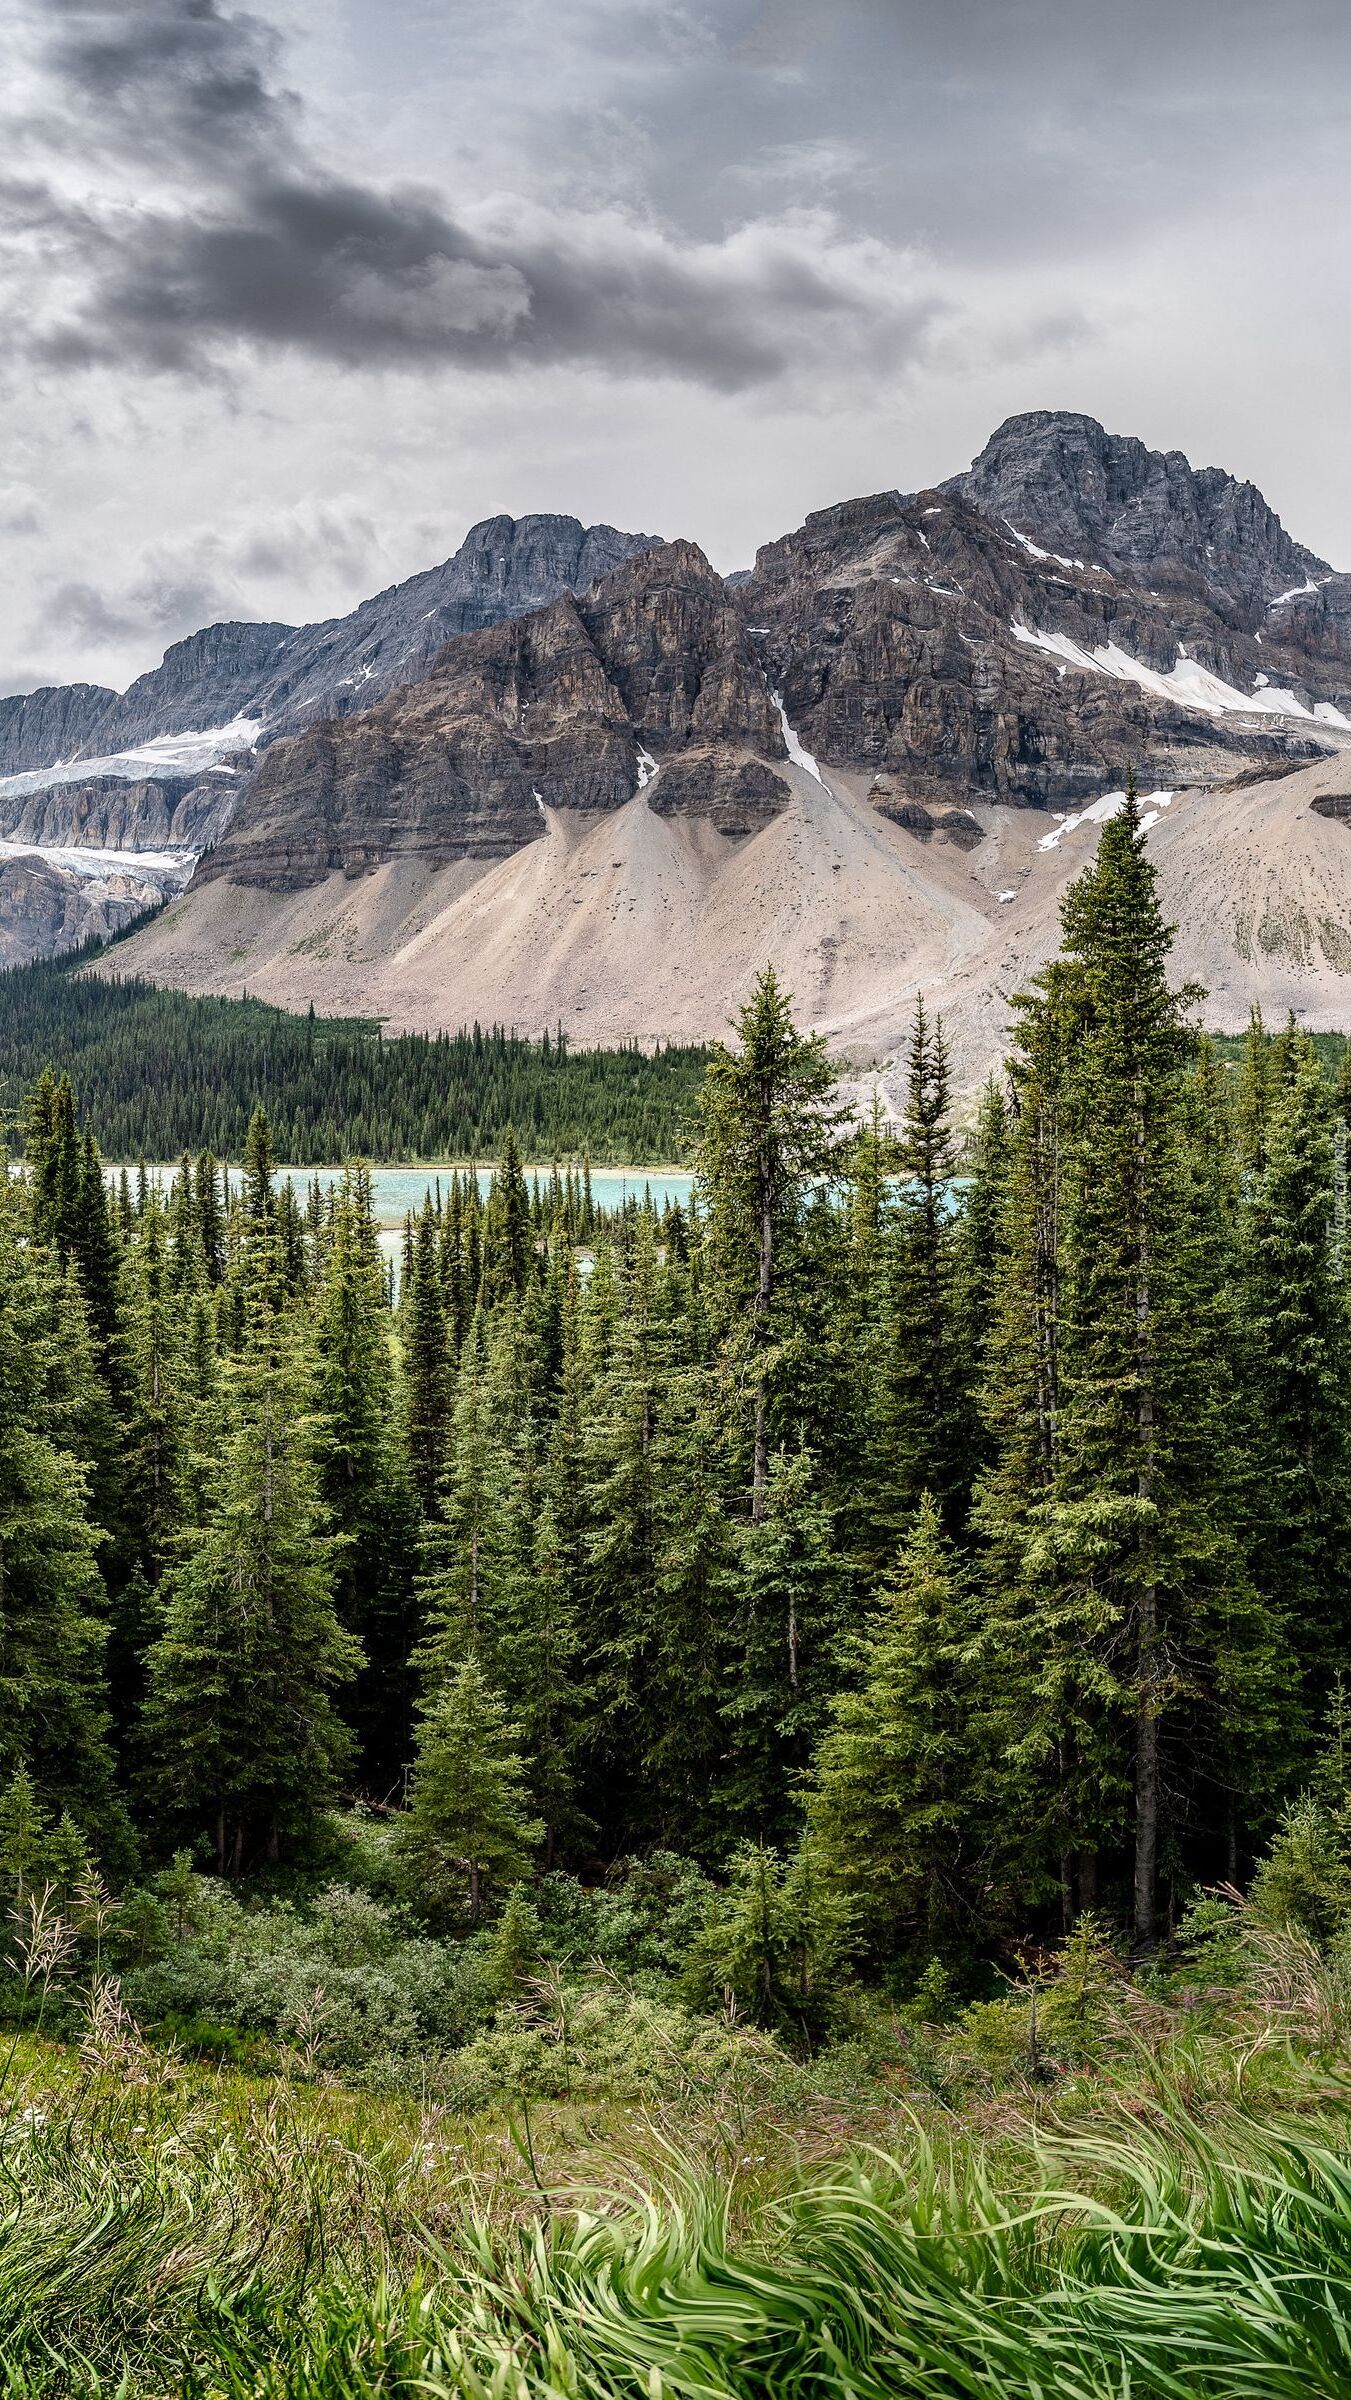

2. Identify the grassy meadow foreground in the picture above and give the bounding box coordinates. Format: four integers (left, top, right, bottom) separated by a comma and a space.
9, 789, 1351, 2385
8, 1873, 1351, 2395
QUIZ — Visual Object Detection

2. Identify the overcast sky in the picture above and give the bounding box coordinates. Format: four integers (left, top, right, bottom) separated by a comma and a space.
5, 0, 1351, 694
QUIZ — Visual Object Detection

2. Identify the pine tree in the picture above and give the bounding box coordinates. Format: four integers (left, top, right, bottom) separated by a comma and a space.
809, 1496, 995, 1962
142, 1224, 360, 1870
1235, 1006, 1273, 1171
395, 1656, 541, 1926
1008, 790, 1262, 1940
721, 1445, 846, 1841
480, 1130, 533, 1304
1241, 1035, 1351, 1718
401, 1200, 452, 1517
680, 1838, 852, 2042
869, 1000, 973, 1540
697, 967, 847, 1519
313, 1163, 418, 1788
0, 1191, 120, 1830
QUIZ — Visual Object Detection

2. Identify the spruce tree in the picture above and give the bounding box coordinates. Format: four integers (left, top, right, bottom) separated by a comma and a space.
697, 967, 846, 1520
313, 1163, 418, 1788
1241, 1035, 1351, 1720
721, 1445, 846, 1842
395, 1655, 540, 1926
142, 1221, 360, 1871
809, 1495, 996, 1965
401, 1200, 453, 1518
1009, 789, 1263, 1939
0, 1190, 120, 1831
869, 1000, 973, 1540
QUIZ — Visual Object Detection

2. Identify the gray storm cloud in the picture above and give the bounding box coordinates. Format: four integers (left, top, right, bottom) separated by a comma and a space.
17, 0, 944, 387
4, 0, 1351, 692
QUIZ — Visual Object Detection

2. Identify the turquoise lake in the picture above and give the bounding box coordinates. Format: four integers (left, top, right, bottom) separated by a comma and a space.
115, 1163, 694, 1227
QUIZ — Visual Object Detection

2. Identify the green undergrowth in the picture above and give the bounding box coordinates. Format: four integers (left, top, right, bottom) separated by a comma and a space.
4, 1911, 1351, 2394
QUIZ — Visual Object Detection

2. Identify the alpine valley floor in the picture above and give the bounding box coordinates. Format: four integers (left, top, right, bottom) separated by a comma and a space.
105, 741, 1351, 1105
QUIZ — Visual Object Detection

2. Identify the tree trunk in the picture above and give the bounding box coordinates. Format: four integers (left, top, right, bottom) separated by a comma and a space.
752, 1172, 774, 1522
1133, 1091, 1158, 1947
1134, 1587, 1159, 1944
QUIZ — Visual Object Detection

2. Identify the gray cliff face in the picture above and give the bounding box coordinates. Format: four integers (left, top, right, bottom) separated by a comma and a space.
737, 441, 1351, 812
0, 773, 238, 852
9, 414, 1351, 968
944, 410, 1351, 666
254, 516, 660, 738
0, 854, 189, 968
0, 513, 658, 958
197, 539, 790, 891
0, 515, 660, 776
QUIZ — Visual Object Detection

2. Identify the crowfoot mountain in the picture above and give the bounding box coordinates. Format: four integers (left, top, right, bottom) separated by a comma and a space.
18, 407, 1351, 1089
0, 516, 656, 962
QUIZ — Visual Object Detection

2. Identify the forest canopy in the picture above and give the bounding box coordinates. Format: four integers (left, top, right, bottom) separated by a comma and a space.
0, 955, 708, 1163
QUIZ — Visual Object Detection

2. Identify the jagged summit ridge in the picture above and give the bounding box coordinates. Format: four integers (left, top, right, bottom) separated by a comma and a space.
195, 538, 790, 893
944, 408, 1346, 631
0, 513, 661, 778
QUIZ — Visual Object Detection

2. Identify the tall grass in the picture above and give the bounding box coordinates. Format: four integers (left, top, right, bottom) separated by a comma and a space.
1, 2065, 1351, 2394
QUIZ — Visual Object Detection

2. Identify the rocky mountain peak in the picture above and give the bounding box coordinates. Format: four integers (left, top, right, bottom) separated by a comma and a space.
945, 409, 1332, 624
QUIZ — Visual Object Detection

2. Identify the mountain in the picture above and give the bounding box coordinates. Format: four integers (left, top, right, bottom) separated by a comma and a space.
58, 409, 1351, 1097
0, 514, 657, 964
946, 411, 1351, 654
199, 540, 787, 893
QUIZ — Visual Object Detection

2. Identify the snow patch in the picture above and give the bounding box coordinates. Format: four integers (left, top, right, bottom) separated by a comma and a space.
0, 840, 196, 882
0, 716, 262, 801
634, 748, 658, 792
1038, 789, 1174, 851
1004, 520, 1091, 572
1267, 576, 1332, 608
771, 693, 827, 788
1009, 621, 1335, 725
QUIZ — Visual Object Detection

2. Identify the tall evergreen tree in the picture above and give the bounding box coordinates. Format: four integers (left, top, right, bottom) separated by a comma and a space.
809, 1495, 995, 1964
697, 967, 846, 1519
1241, 1036, 1351, 1718
0, 1188, 120, 1831
1002, 789, 1265, 1940
142, 1221, 360, 1870
869, 1001, 973, 1539
314, 1164, 418, 1788
401, 1200, 453, 1518
395, 1656, 541, 1926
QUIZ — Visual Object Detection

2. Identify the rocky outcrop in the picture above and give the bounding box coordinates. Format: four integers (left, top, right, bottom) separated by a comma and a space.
737, 473, 1340, 812
198, 541, 789, 890
0, 854, 180, 969
0, 515, 659, 775
15, 409, 1351, 982
945, 410, 1351, 684
0, 773, 236, 852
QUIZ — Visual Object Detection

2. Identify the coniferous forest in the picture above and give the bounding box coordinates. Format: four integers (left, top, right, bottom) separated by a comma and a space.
11, 794, 1351, 2390
0, 954, 707, 1162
